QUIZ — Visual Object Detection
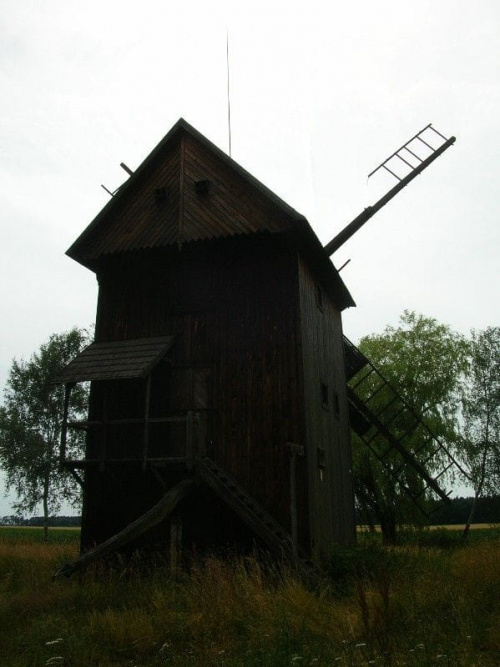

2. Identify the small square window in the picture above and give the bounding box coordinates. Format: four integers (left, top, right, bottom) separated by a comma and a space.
155, 186, 169, 205
194, 179, 211, 195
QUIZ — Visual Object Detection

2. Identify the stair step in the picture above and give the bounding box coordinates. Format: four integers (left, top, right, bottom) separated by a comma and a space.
200, 457, 297, 556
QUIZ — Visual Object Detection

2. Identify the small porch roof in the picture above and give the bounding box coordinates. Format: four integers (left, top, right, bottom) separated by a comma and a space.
54, 336, 175, 383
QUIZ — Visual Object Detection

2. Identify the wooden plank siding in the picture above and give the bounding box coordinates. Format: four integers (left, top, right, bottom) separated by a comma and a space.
298, 257, 356, 562
77, 140, 182, 263
85, 235, 308, 548
181, 134, 291, 241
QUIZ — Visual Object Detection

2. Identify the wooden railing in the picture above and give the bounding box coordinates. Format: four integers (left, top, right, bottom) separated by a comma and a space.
60, 411, 200, 472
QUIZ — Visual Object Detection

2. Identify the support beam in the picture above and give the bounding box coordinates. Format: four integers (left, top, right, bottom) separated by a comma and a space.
170, 514, 183, 576
67, 466, 84, 489
53, 479, 195, 579
142, 374, 152, 471
287, 442, 305, 563
186, 411, 194, 469
99, 391, 108, 473
59, 382, 75, 463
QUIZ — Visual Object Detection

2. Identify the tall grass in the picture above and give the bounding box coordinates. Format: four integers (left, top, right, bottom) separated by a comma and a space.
0, 530, 498, 666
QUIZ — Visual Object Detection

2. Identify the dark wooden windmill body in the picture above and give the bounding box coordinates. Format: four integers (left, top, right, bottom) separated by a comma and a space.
56, 121, 461, 575
57, 119, 358, 566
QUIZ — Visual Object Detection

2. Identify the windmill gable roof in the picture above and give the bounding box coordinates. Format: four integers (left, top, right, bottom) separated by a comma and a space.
67, 119, 355, 309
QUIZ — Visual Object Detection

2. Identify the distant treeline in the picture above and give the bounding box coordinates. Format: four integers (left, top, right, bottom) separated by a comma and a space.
429, 496, 500, 525
0, 515, 81, 527
355, 495, 500, 527
1, 496, 499, 528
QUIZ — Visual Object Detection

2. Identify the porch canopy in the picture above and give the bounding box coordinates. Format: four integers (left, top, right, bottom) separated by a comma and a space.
54, 335, 175, 383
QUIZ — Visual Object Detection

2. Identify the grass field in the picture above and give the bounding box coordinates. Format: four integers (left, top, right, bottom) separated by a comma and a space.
0, 526, 498, 666
358, 523, 500, 531
0, 526, 80, 544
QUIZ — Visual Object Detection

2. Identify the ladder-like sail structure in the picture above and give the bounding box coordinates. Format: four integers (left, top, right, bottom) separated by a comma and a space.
324, 124, 456, 256
344, 336, 466, 516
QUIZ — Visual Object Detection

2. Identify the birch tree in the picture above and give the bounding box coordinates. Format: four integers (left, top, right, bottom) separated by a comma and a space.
0, 328, 89, 539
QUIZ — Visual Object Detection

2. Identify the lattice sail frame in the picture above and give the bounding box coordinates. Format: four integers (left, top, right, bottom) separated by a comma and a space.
344, 336, 467, 517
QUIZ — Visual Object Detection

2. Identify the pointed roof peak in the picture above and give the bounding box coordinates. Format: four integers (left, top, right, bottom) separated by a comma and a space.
67, 119, 307, 263
66, 119, 354, 309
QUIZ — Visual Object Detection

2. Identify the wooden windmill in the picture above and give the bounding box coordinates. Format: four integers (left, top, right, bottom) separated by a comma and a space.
54, 120, 459, 575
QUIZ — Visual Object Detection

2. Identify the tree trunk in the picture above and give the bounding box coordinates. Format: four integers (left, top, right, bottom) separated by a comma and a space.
380, 509, 397, 545
462, 494, 479, 540
363, 508, 377, 534
42, 472, 50, 542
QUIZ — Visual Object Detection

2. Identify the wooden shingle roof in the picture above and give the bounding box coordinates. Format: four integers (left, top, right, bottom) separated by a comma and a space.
54, 336, 175, 383
67, 119, 300, 266
66, 119, 355, 310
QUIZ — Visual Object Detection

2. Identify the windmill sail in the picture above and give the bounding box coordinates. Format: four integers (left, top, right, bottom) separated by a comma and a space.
324, 124, 456, 256
343, 336, 466, 516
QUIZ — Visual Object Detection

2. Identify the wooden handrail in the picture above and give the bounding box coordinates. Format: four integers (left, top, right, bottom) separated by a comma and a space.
63, 411, 201, 469
67, 415, 192, 429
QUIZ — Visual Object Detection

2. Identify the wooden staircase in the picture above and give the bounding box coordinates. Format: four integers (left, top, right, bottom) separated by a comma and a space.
343, 336, 466, 516
198, 457, 299, 560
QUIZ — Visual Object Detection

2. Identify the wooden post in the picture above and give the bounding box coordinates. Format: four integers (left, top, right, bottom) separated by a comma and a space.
59, 382, 75, 463
170, 514, 183, 577
100, 390, 108, 473
142, 374, 152, 471
287, 442, 304, 563
193, 411, 200, 457
186, 411, 194, 469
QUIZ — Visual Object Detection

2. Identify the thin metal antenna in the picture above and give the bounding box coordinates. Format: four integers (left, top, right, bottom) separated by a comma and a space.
226, 28, 232, 157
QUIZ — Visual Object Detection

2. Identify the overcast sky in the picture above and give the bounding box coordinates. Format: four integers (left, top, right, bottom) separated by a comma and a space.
1, 0, 498, 515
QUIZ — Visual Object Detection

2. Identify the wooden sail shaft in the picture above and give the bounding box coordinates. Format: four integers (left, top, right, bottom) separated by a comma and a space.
324, 136, 456, 256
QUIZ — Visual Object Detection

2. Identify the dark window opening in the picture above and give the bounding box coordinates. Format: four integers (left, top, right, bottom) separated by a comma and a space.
194, 179, 211, 196
321, 382, 329, 409
155, 187, 169, 205
333, 391, 340, 418
317, 447, 326, 481
316, 283, 323, 312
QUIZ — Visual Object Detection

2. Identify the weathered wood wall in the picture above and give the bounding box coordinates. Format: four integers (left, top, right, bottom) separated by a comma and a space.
298, 257, 356, 562
83, 235, 309, 551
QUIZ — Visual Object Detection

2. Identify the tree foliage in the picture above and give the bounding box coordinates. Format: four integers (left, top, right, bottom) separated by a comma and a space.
359, 310, 468, 436
0, 328, 89, 539
459, 326, 500, 536
352, 311, 468, 543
